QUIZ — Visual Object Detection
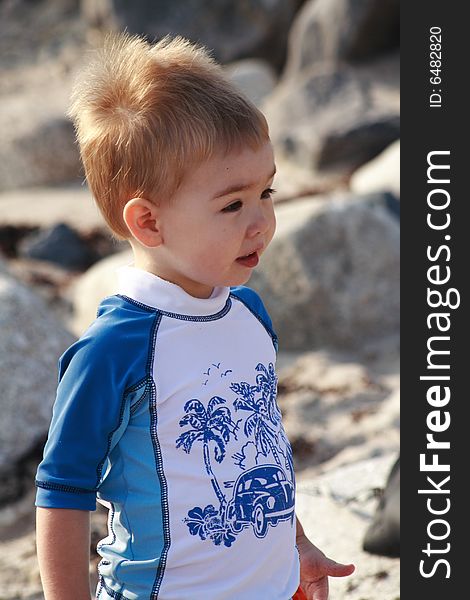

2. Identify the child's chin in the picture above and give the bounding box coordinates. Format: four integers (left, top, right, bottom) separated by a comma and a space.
228, 273, 252, 287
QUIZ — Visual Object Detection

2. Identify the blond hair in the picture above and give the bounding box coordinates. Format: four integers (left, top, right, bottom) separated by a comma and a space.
68, 33, 269, 238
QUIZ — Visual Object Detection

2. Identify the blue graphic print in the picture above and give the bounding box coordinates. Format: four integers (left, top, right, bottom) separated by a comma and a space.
176, 362, 294, 547
226, 465, 295, 538
176, 396, 239, 510
184, 505, 236, 547
231, 363, 294, 480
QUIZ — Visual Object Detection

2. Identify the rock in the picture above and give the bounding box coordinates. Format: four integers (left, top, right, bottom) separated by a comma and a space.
0, 183, 106, 231
18, 223, 98, 271
263, 54, 399, 174
80, 0, 300, 69
298, 454, 399, 519
278, 349, 399, 470
225, 59, 277, 107
380, 192, 400, 220
0, 83, 81, 192
296, 455, 400, 599
271, 155, 349, 204
363, 455, 400, 557
249, 192, 400, 351
0, 225, 36, 259
0, 261, 76, 489
350, 140, 400, 198
0, 513, 44, 599
4, 257, 78, 330
280, 351, 370, 395
0, 0, 84, 75
70, 249, 133, 335
284, 0, 400, 78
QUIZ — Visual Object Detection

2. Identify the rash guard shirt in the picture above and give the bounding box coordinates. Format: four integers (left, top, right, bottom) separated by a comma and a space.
36, 266, 299, 599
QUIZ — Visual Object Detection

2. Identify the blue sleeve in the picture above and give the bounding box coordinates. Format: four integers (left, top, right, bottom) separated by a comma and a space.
230, 286, 278, 352
35, 298, 156, 511
35, 335, 131, 510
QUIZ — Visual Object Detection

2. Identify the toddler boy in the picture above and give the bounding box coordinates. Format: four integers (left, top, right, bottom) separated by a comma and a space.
35, 33, 354, 599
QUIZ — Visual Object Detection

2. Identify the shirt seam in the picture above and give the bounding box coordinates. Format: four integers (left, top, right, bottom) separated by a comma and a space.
229, 293, 279, 352
94, 379, 139, 490
35, 480, 95, 495
116, 294, 232, 322
149, 313, 171, 598
97, 576, 130, 600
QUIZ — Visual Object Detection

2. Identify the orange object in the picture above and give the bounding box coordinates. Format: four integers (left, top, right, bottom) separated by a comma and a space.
292, 587, 308, 600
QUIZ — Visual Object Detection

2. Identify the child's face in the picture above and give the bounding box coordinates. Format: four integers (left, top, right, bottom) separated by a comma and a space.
154, 141, 276, 298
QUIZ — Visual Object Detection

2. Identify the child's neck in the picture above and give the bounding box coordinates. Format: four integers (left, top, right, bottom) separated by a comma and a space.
131, 251, 215, 300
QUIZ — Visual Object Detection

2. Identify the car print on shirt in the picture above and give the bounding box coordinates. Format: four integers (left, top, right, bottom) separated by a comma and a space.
176, 362, 295, 547
226, 465, 295, 538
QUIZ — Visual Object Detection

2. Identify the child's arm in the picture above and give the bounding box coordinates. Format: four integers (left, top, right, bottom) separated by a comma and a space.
36, 507, 92, 600
296, 515, 355, 600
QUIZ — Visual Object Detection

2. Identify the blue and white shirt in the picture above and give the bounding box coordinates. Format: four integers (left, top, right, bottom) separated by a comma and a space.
36, 267, 299, 599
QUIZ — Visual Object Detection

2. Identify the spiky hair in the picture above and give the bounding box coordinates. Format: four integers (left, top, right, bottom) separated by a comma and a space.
68, 33, 269, 238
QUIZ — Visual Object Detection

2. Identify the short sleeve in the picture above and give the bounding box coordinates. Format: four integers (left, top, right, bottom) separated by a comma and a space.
35, 333, 132, 511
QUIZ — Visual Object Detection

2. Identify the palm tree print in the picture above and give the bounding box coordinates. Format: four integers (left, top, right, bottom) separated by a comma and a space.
230, 363, 284, 468
255, 363, 282, 427
176, 396, 238, 510
255, 363, 294, 478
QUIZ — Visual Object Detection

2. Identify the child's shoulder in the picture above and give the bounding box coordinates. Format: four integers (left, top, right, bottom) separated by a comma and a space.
60, 294, 159, 380
230, 285, 266, 314
230, 285, 277, 349
77, 294, 157, 346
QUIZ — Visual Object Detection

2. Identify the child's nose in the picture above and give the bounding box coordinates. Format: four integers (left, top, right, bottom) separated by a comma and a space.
247, 207, 272, 238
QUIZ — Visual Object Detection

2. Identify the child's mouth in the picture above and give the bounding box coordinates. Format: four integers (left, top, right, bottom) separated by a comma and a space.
236, 251, 259, 268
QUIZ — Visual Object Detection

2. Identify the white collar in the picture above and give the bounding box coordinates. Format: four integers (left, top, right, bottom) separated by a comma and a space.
117, 266, 230, 317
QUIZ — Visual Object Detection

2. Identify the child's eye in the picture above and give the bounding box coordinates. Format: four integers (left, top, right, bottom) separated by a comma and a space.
222, 200, 243, 213
261, 187, 276, 200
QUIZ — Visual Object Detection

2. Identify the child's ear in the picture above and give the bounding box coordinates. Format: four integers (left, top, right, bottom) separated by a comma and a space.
123, 198, 163, 247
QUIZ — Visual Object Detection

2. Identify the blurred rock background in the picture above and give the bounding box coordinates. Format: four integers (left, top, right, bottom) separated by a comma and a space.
0, 1, 400, 598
